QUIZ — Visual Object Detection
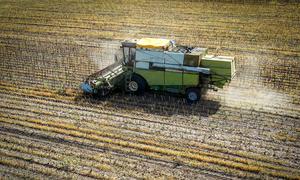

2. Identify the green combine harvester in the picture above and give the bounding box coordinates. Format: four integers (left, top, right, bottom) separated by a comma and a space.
81, 38, 236, 103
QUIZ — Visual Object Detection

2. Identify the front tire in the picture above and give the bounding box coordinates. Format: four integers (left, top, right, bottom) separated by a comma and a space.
186, 88, 201, 104
128, 75, 146, 95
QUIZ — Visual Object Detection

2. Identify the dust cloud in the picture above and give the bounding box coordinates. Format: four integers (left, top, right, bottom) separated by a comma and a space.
89, 40, 120, 70
221, 56, 292, 111
75, 40, 120, 70
223, 86, 292, 110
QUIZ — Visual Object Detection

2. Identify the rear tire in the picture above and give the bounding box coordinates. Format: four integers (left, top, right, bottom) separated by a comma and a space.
186, 88, 201, 104
128, 74, 146, 95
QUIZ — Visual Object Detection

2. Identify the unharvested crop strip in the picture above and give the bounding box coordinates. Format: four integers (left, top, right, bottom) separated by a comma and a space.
0, 86, 298, 168
0, 122, 243, 179
0, 115, 299, 179
0, 153, 76, 179
1, 98, 299, 171
0, 141, 113, 173
1, 98, 299, 168
2, 105, 297, 173
1, 134, 201, 179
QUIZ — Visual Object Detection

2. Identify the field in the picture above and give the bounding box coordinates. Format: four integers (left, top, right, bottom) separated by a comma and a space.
0, 0, 300, 179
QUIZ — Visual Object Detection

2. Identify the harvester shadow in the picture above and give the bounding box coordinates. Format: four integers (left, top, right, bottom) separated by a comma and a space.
76, 90, 221, 118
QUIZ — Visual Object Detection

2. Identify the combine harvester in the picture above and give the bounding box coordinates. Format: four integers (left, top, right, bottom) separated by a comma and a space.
81, 38, 236, 103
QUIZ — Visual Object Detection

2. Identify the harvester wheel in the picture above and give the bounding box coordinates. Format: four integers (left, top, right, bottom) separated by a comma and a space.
186, 88, 201, 104
128, 75, 146, 95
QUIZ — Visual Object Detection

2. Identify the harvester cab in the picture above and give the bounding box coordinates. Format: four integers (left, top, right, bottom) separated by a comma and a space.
81, 38, 236, 103
120, 39, 136, 66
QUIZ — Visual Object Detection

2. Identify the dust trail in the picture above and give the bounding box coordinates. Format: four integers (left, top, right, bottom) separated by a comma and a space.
220, 56, 293, 111
76, 40, 121, 70
223, 85, 292, 110
89, 40, 121, 70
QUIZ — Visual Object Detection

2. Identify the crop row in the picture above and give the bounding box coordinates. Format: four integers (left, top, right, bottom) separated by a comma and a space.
1, 18, 295, 52
1, 98, 298, 169
0, 82, 298, 138
2, 2, 299, 49
1, 114, 299, 179
1, 80, 299, 132
0, 135, 140, 179
0, 119, 246, 179
0, 81, 298, 149
0, 130, 225, 179
0, 84, 298, 170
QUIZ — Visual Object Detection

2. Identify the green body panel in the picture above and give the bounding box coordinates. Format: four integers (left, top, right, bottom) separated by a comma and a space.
134, 69, 164, 85
183, 73, 199, 85
134, 68, 200, 94
135, 68, 200, 86
165, 71, 182, 85
201, 59, 232, 69
209, 67, 232, 76
201, 57, 235, 88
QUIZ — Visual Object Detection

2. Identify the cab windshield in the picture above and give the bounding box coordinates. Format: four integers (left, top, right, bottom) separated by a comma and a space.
122, 47, 136, 66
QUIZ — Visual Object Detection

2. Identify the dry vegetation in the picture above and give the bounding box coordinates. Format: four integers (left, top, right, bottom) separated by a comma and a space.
0, 0, 299, 179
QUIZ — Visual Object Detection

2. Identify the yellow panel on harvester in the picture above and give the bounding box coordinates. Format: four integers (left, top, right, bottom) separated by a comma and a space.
137, 38, 171, 49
